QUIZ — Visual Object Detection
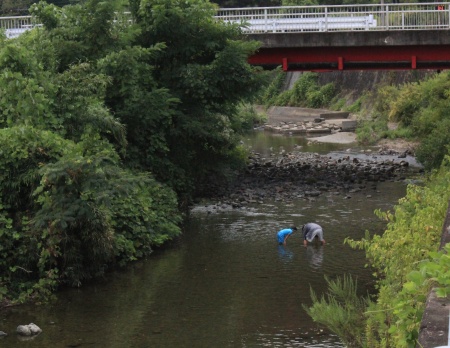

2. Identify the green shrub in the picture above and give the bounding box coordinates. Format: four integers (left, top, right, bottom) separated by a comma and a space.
388, 72, 450, 127
356, 119, 389, 145
0, 127, 181, 301
33, 145, 181, 287
258, 67, 285, 108
331, 98, 346, 111
319, 82, 336, 106
345, 157, 450, 347
304, 275, 369, 348
262, 72, 337, 109
288, 72, 319, 105
388, 82, 423, 126
233, 103, 267, 131
275, 90, 293, 106
371, 86, 399, 118
416, 118, 450, 170
346, 96, 365, 114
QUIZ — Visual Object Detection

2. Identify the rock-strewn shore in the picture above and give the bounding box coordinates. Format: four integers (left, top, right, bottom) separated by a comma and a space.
194, 106, 420, 210
198, 148, 421, 209
264, 120, 341, 134
261, 106, 356, 134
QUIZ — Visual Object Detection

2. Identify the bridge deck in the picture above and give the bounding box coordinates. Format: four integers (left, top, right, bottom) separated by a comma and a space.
2, 4, 450, 70
247, 29, 450, 71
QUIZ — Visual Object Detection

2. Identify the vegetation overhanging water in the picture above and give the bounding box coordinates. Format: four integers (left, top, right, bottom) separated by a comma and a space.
0, 132, 413, 347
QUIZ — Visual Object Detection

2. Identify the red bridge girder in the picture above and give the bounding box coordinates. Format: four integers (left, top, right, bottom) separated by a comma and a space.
246, 30, 450, 71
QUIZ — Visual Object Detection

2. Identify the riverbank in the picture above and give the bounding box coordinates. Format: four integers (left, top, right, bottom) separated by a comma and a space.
260, 106, 357, 137
261, 105, 418, 153
196, 107, 421, 209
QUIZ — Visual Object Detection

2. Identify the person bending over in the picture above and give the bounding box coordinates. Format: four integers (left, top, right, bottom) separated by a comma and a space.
302, 223, 326, 246
277, 226, 297, 246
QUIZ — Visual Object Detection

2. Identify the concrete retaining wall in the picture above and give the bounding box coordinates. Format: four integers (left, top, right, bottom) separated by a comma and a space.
417, 201, 450, 348
263, 106, 349, 124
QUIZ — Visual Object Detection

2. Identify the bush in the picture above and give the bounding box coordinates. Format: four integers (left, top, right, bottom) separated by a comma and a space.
346, 97, 363, 114
0, 127, 182, 301
288, 72, 319, 106
388, 82, 423, 126
304, 275, 369, 348
416, 118, 450, 170
388, 72, 450, 127
233, 103, 267, 131
262, 72, 337, 109
258, 67, 285, 108
356, 118, 389, 145
345, 158, 450, 347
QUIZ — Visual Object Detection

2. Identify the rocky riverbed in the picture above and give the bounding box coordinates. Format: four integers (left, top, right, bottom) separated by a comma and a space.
194, 106, 421, 212
195, 140, 421, 212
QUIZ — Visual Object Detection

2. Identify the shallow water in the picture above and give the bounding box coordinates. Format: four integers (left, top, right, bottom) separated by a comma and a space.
0, 132, 411, 348
243, 130, 420, 167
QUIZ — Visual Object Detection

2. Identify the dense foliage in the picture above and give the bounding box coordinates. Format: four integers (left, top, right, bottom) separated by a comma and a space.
304, 275, 369, 348
1, 0, 424, 16
344, 158, 450, 347
0, 0, 262, 305
355, 71, 450, 171
259, 70, 337, 109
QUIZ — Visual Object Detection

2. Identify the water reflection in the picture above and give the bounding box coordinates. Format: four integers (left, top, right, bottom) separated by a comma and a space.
277, 245, 294, 263
306, 245, 324, 270
0, 132, 412, 348
242, 130, 351, 157
243, 129, 421, 167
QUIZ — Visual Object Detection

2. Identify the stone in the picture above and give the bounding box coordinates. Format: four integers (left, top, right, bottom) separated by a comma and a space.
341, 120, 357, 131
16, 326, 31, 336
16, 323, 42, 336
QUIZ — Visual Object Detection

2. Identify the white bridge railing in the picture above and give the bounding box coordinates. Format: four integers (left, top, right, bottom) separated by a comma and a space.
1, 3, 450, 38
0, 13, 130, 39
215, 2, 450, 33
0, 16, 36, 38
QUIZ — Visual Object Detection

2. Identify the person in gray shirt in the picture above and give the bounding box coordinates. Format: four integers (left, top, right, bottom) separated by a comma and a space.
302, 223, 326, 246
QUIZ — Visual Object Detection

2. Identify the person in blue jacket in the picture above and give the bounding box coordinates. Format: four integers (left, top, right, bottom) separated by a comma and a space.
277, 226, 297, 245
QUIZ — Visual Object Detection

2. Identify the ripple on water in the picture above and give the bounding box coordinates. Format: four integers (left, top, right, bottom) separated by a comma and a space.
244, 330, 345, 347
0, 179, 407, 348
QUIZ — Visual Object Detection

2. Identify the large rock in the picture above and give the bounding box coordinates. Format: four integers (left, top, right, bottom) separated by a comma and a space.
16, 323, 42, 336
341, 120, 358, 131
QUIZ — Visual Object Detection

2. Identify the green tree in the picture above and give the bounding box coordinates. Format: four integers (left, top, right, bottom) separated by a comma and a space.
30, 0, 132, 71
0, 0, 33, 15
32, 0, 263, 200
133, 0, 263, 198
0, 0, 262, 304
213, 0, 281, 7
282, 0, 319, 6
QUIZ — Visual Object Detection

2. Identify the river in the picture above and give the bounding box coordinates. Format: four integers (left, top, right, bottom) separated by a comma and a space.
0, 131, 415, 348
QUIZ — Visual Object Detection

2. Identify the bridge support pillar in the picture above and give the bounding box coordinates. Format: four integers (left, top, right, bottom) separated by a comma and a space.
282, 58, 288, 71
412, 56, 417, 69
338, 57, 344, 70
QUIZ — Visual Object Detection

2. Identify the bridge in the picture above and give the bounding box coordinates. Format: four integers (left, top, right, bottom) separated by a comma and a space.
216, 3, 450, 71
2, 3, 450, 71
